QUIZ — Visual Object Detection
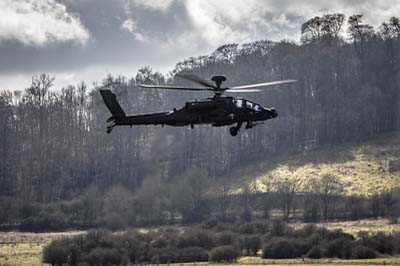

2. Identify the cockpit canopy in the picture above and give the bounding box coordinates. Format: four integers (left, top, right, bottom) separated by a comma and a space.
233, 99, 263, 112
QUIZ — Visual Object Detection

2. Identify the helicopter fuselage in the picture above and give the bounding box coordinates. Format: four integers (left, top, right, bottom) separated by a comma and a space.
101, 89, 277, 136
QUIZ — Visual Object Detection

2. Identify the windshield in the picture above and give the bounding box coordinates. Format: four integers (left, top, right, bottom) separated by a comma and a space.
245, 100, 262, 111
233, 99, 244, 108
233, 99, 262, 111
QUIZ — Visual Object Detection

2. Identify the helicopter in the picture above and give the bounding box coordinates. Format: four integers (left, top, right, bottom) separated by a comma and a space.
100, 74, 296, 136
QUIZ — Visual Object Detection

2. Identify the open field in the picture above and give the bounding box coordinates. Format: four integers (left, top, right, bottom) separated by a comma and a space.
150, 257, 400, 266
238, 256, 400, 265
231, 131, 400, 196
0, 243, 41, 266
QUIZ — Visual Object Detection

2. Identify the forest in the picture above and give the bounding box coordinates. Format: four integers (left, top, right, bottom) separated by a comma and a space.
0, 14, 399, 230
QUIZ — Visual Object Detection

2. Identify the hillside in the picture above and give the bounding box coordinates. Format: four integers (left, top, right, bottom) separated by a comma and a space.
234, 131, 400, 195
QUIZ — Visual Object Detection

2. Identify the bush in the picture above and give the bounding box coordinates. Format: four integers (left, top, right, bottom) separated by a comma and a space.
84, 247, 122, 266
209, 245, 240, 263
81, 230, 112, 252
291, 238, 311, 257
270, 220, 286, 237
363, 232, 395, 254
239, 234, 261, 255
352, 245, 377, 259
235, 222, 267, 235
262, 238, 295, 259
149, 247, 178, 264
306, 245, 323, 259
178, 247, 209, 262
296, 224, 318, 238
325, 237, 353, 259
215, 231, 238, 246
43, 238, 69, 266
177, 229, 214, 249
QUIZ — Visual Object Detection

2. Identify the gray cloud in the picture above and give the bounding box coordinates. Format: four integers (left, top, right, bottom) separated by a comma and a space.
0, 0, 89, 46
0, 0, 399, 90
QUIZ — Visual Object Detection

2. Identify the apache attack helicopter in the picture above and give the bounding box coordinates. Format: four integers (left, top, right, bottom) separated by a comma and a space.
100, 74, 296, 136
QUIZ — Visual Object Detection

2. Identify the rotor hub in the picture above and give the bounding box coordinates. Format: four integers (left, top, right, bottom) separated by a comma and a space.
211, 75, 227, 89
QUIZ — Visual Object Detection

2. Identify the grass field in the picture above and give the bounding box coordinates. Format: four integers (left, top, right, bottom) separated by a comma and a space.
238, 256, 400, 265
291, 218, 400, 236
233, 131, 400, 196
0, 243, 41, 266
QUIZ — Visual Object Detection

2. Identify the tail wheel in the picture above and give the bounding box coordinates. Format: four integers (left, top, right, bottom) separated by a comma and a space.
229, 127, 238, 136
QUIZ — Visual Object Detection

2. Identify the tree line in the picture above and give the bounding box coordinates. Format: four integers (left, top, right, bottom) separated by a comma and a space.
0, 14, 399, 229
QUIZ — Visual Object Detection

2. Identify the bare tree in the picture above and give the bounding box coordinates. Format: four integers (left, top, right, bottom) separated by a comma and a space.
301, 16, 324, 44
213, 178, 232, 222
260, 175, 276, 219
169, 168, 210, 223
310, 174, 343, 222
237, 180, 258, 222
275, 176, 302, 222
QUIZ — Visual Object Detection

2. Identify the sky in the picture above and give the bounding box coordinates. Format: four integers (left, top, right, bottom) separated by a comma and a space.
0, 0, 399, 91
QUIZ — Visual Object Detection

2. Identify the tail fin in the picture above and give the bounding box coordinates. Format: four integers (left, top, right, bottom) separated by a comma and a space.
99, 90, 126, 118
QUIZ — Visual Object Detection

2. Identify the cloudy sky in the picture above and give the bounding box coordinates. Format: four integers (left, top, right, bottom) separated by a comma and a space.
0, 0, 399, 91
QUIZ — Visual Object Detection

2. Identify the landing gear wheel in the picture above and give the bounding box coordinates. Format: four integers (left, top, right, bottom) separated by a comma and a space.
230, 127, 238, 136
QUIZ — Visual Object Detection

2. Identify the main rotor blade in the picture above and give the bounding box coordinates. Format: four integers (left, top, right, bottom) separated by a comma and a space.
225, 89, 262, 92
229, 79, 297, 90
139, 84, 211, 91
176, 74, 217, 89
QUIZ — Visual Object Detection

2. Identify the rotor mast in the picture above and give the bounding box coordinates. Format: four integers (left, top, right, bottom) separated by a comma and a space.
211, 75, 227, 97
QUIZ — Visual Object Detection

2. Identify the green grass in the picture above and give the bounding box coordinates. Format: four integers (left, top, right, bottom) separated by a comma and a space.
152, 257, 400, 266
238, 256, 400, 265
0, 244, 42, 266
233, 131, 400, 196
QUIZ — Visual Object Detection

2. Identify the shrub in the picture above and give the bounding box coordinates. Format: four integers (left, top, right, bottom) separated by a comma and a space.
82, 230, 112, 252
364, 232, 395, 254
296, 224, 318, 238
178, 247, 209, 262
67, 243, 82, 266
306, 245, 323, 259
84, 247, 122, 266
262, 238, 295, 259
291, 238, 311, 257
151, 237, 169, 248
325, 237, 353, 259
352, 245, 377, 259
215, 231, 238, 246
209, 245, 240, 263
236, 222, 267, 235
149, 247, 178, 264
43, 238, 69, 266
270, 220, 286, 237
177, 229, 214, 249
239, 234, 261, 255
